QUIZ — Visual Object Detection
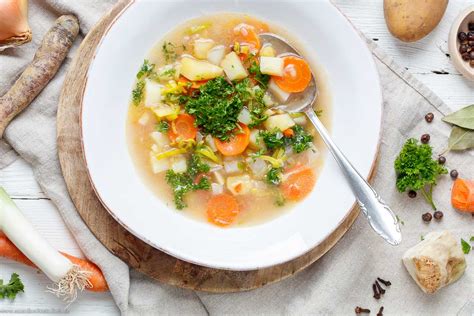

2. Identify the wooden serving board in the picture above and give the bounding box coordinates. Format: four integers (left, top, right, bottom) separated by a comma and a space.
57, 0, 375, 292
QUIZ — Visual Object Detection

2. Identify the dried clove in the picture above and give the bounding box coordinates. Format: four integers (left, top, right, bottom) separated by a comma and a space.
373, 283, 381, 299
377, 306, 384, 316
375, 280, 385, 294
355, 306, 371, 314
377, 277, 391, 287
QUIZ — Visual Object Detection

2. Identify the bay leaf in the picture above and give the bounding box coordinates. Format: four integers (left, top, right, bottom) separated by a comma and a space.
442, 104, 474, 130
448, 126, 474, 151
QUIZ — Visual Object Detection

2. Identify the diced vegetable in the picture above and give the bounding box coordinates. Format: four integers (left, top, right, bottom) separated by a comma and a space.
211, 183, 224, 195
156, 63, 180, 81
249, 129, 265, 150
274, 56, 312, 93
180, 56, 223, 81
227, 175, 253, 195
195, 144, 221, 163
138, 112, 150, 125
259, 44, 276, 57
259, 57, 284, 76
207, 45, 226, 65
213, 170, 225, 185
207, 193, 240, 226
238, 107, 252, 125
168, 114, 198, 142
152, 104, 177, 118
292, 113, 307, 125
264, 113, 295, 131
150, 154, 170, 174
220, 52, 248, 81
186, 22, 212, 35
262, 93, 274, 107
171, 155, 187, 173
215, 123, 250, 156
281, 167, 316, 201
268, 79, 290, 103
193, 38, 215, 59
150, 131, 170, 148
224, 158, 243, 174
144, 79, 163, 108
233, 23, 260, 50
247, 158, 268, 178
205, 134, 217, 152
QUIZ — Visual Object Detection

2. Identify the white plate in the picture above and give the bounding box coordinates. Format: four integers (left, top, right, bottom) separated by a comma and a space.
82, 0, 382, 270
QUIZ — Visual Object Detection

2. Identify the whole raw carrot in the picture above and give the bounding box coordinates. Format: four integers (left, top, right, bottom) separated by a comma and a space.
0, 15, 79, 136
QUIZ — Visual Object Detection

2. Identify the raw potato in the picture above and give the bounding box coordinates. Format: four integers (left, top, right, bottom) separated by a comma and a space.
384, 0, 448, 42
402, 231, 466, 294
0, 15, 79, 137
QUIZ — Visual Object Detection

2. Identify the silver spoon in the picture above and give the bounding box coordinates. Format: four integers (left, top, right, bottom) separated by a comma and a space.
260, 33, 402, 245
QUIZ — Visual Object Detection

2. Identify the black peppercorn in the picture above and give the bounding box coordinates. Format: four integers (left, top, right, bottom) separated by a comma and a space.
422, 212, 432, 222
459, 31, 468, 41
425, 112, 434, 123
462, 53, 471, 61
421, 134, 430, 144
470, 60, 474, 67
433, 211, 444, 220
469, 22, 474, 31
438, 156, 446, 164
470, 51, 474, 60
408, 190, 417, 198
450, 169, 459, 179
460, 44, 469, 54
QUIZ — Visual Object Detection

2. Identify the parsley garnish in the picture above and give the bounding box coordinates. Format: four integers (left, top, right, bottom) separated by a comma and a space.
260, 126, 313, 153
165, 154, 210, 209
394, 138, 447, 210
185, 77, 243, 141
156, 121, 169, 133
235, 79, 268, 127
0, 273, 24, 300
248, 60, 270, 89
162, 42, 177, 62
461, 238, 471, 254
136, 59, 155, 79
132, 81, 145, 106
266, 167, 282, 185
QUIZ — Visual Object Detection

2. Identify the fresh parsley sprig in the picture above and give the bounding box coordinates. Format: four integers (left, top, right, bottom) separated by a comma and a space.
0, 273, 24, 300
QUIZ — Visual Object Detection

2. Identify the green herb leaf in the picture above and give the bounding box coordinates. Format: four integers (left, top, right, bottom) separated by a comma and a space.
165, 154, 210, 209
132, 81, 145, 106
156, 121, 169, 133
447, 126, 474, 151
290, 125, 313, 153
470, 236, 474, 242
420, 235, 424, 241
0, 273, 24, 300
394, 138, 447, 210
136, 59, 155, 80
395, 215, 405, 226
266, 167, 282, 185
442, 104, 474, 130
162, 42, 177, 63
248, 61, 270, 89
461, 238, 471, 254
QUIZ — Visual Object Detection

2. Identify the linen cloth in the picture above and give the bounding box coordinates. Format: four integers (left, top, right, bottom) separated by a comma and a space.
0, 1, 472, 315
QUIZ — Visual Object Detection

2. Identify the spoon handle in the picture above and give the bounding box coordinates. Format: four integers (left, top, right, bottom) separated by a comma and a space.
305, 109, 401, 245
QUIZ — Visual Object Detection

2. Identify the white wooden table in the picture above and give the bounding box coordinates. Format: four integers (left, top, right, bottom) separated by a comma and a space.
1, 1, 473, 314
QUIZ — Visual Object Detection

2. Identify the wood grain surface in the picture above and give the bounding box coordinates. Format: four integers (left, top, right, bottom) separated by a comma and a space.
56, 0, 374, 293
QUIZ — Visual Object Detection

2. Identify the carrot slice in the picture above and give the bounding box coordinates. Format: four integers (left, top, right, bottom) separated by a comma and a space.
233, 23, 260, 50
168, 113, 198, 142
215, 123, 250, 156
274, 56, 312, 93
451, 178, 474, 213
283, 128, 294, 138
0, 232, 108, 292
281, 167, 316, 201
207, 193, 240, 226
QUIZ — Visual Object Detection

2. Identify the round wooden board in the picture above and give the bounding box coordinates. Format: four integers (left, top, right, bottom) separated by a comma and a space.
57, 0, 376, 293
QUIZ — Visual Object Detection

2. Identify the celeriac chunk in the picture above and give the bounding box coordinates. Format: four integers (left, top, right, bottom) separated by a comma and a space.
249, 129, 265, 150
207, 45, 226, 65
259, 57, 284, 76
150, 153, 169, 174
238, 107, 252, 125
402, 231, 466, 294
150, 131, 169, 148
220, 52, 248, 81
264, 113, 295, 131
180, 56, 223, 81
227, 175, 253, 195
268, 79, 290, 103
194, 38, 215, 59
144, 79, 163, 108
171, 155, 187, 173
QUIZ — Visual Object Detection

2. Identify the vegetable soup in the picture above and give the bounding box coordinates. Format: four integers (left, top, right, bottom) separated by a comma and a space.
127, 13, 331, 227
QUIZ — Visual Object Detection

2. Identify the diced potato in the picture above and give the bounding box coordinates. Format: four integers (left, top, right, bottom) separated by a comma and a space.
150, 154, 169, 174
138, 112, 151, 125
264, 113, 295, 131
220, 52, 248, 81
171, 155, 187, 173
205, 134, 217, 152
180, 56, 223, 81
152, 104, 176, 118
213, 170, 225, 185
238, 107, 252, 125
211, 183, 224, 195
249, 129, 265, 150
207, 45, 226, 65
251, 180, 272, 195
157, 63, 180, 81
259, 44, 276, 57
259, 57, 284, 76
268, 79, 290, 103
247, 158, 268, 178
194, 38, 215, 59
224, 158, 243, 174
150, 131, 170, 148
227, 175, 253, 195
293, 115, 307, 125
263, 93, 274, 107
144, 79, 163, 108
